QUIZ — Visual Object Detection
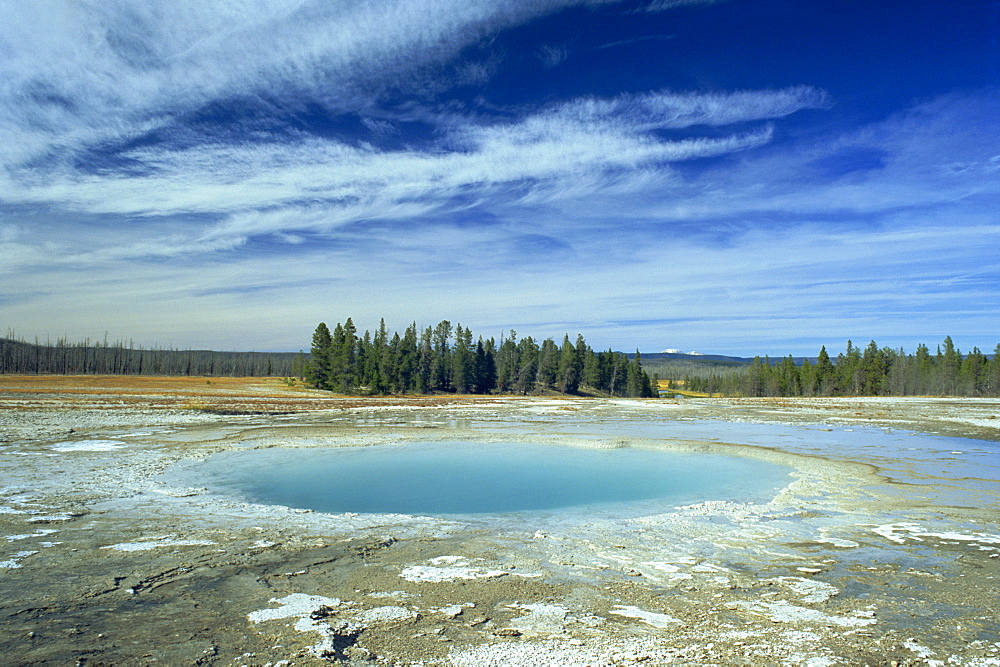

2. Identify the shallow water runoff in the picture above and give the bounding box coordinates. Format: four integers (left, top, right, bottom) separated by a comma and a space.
197, 440, 791, 518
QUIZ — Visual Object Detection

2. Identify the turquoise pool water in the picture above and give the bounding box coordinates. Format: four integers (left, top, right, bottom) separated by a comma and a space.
197, 441, 791, 517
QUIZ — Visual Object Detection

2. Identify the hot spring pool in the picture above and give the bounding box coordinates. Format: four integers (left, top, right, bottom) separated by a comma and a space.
193, 441, 792, 517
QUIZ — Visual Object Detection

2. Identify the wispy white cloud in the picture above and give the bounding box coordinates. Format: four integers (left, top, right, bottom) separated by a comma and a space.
1, 0, 641, 166
7, 89, 997, 349
641, 0, 723, 10
537, 44, 570, 68
592, 86, 828, 128
7, 194, 994, 352
597, 34, 676, 50
3, 1, 996, 354
3, 83, 822, 270
1, 0, 821, 266
1, 85, 814, 240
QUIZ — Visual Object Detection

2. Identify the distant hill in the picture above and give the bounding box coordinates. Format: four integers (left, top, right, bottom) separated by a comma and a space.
631, 351, 820, 379
639, 351, 753, 363
629, 352, 745, 378
642, 351, 819, 363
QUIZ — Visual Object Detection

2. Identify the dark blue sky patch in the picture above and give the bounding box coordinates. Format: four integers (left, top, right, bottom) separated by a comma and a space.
71, 143, 161, 178
614, 0, 999, 119
176, 96, 336, 146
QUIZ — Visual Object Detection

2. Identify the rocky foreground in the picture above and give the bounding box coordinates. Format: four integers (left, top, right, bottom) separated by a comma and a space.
1, 376, 999, 666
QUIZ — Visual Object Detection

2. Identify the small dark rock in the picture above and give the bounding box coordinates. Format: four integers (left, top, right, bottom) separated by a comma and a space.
493, 628, 522, 637
310, 605, 337, 620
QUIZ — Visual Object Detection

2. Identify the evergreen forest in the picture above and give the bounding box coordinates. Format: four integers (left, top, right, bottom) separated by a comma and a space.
5, 329, 997, 400
305, 319, 657, 397
678, 337, 1000, 398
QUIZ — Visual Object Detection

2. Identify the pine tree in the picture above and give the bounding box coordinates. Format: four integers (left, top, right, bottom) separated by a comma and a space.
626, 350, 644, 397
939, 336, 961, 395
574, 334, 589, 387
417, 326, 433, 393
861, 341, 887, 396
537, 338, 559, 389
798, 359, 817, 396
581, 345, 600, 390
607, 351, 626, 396
837, 340, 863, 394
959, 347, 987, 396
370, 319, 389, 394
987, 344, 1000, 396
557, 334, 582, 394
914, 343, 933, 394
396, 323, 418, 393
515, 336, 539, 394
306, 322, 333, 389
474, 338, 497, 394
383, 332, 400, 394
778, 355, 800, 396
495, 332, 519, 393
747, 356, 765, 396
886, 348, 910, 395
815, 346, 834, 394
452, 324, 474, 393
432, 320, 453, 391
359, 329, 378, 392
334, 318, 358, 393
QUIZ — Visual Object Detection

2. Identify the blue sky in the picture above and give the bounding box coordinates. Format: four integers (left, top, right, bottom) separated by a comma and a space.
2, 0, 998, 356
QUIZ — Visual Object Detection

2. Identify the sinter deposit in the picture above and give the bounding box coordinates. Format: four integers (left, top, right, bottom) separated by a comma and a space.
1, 376, 998, 665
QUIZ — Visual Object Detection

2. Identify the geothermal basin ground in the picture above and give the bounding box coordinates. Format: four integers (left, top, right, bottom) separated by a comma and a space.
1, 376, 998, 666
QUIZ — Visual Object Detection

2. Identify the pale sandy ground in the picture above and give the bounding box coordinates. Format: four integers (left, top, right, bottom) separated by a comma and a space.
1, 377, 998, 666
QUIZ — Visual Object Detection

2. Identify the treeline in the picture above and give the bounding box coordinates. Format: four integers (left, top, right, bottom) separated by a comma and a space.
681, 337, 1000, 397
0, 337, 301, 377
306, 319, 656, 397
